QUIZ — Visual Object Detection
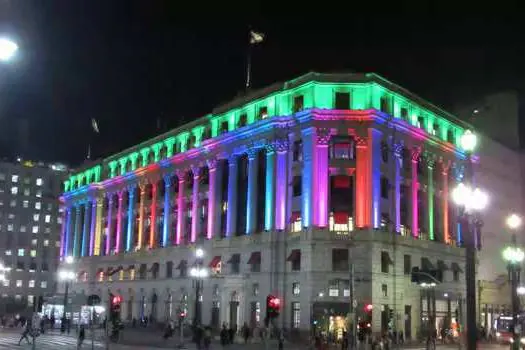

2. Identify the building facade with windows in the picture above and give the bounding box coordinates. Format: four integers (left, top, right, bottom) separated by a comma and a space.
0, 158, 68, 314
60, 72, 471, 338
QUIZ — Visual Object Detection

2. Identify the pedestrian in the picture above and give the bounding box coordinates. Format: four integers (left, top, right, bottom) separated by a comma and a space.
220, 323, 229, 347
77, 324, 85, 349
203, 326, 212, 350
163, 321, 173, 339
242, 322, 250, 344
278, 329, 284, 350
228, 324, 236, 344
18, 320, 32, 345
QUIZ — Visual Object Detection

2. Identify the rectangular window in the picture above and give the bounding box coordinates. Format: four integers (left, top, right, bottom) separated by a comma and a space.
453, 270, 459, 282
40, 281, 47, 288
29, 280, 35, 288
292, 302, 300, 329
293, 95, 304, 113
332, 248, 349, 271
11, 187, 18, 195
381, 251, 391, 273
5, 250, 11, 256
230, 254, 241, 274
18, 249, 24, 257
404, 254, 411, 275
292, 176, 302, 197
31, 239, 37, 246
12, 175, 18, 183
432, 123, 439, 136
16, 280, 22, 287
30, 250, 37, 257
45, 215, 51, 223
335, 92, 350, 109
23, 188, 30, 196
32, 226, 38, 234
400, 107, 408, 120
35, 202, 41, 210
36, 178, 43, 186
36, 190, 42, 198
292, 140, 303, 162
417, 116, 424, 129
43, 239, 49, 246
380, 97, 389, 113
23, 200, 29, 208
220, 121, 229, 134
33, 214, 39, 222
447, 129, 454, 143
288, 250, 301, 271
292, 282, 300, 296
329, 280, 339, 297
252, 283, 259, 296
258, 106, 268, 120
380, 177, 389, 199
7, 224, 13, 231
9, 200, 15, 207
382, 284, 388, 297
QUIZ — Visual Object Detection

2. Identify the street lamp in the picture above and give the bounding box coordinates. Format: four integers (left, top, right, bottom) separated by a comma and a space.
190, 248, 207, 326
503, 214, 524, 350
58, 256, 75, 333
0, 37, 18, 62
451, 129, 487, 350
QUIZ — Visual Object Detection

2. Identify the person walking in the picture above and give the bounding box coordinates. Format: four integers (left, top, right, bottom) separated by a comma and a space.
18, 320, 32, 346
203, 326, 212, 350
77, 324, 85, 349
242, 322, 250, 344
220, 323, 229, 348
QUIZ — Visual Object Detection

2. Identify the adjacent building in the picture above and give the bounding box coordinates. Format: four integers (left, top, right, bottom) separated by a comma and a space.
60, 72, 473, 338
0, 158, 68, 314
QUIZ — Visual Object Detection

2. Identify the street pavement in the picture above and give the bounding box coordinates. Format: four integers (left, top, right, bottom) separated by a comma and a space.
0, 328, 515, 350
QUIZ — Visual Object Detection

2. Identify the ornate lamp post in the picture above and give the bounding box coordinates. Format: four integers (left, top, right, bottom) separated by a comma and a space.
190, 248, 207, 326
503, 214, 524, 350
451, 130, 488, 350
58, 256, 75, 332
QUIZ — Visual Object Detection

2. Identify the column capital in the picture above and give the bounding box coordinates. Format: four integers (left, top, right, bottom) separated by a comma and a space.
175, 169, 186, 179
247, 148, 259, 160
265, 143, 276, 155
273, 138, 289, 153
126, 183, 137, 192
355, 136, 368, 148
441, 159, 452, 175
163, 174, 173, 186
118, 190, 125, 200
392, 142, 404, 158
228, 154, 238, 165
425, 153, 437, 169
206, 158, 218, 170
191, 165, 201, 178
316, 128, 331, 145
411, 146, 422, 163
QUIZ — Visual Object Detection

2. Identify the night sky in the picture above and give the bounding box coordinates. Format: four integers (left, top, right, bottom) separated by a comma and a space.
1, 1, 524, 168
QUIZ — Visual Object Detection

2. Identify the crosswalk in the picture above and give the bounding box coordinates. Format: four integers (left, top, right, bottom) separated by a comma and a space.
0, 330, 105, 349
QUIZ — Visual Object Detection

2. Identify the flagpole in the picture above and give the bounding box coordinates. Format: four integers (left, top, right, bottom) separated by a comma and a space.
245, 37, 252, 90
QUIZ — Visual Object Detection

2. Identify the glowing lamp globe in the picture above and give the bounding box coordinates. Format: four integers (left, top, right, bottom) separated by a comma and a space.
0, 38, 18, 62
507, 214, 522, 230
460, 130, 477, 152
503, 246, 525, 264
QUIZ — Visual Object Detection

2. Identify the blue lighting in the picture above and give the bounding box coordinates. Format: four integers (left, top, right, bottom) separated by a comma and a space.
127, 188, 135, 251
162, 181, 170, 246
265, 151, 275, 231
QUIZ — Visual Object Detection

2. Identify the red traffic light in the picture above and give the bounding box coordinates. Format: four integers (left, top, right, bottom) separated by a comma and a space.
112, 295, 122, 305
267, 295, 281, 309
364, 304, 373, 312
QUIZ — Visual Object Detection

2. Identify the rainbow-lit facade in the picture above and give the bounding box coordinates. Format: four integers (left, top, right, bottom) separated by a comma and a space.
60, 73, 469, 335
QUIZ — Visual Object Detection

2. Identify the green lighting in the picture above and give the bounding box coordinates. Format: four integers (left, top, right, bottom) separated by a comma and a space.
503, 246, 525, 263
63, 73, 469, 191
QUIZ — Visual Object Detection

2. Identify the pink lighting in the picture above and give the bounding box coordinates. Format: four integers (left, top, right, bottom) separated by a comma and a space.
411, 149, 420, 238
115, 191, 123, 253
315, 130, 329, 227
207, 165, 217, 239
275, 150, 287, 230
176, 176, 185, 245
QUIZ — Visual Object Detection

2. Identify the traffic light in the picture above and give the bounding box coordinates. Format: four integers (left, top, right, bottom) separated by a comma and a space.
266, 295, 281, 321
109, 294, 122, 322
364, 304, 373, 313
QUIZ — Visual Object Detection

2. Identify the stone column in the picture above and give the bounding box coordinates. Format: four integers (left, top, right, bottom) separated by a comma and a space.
274, 139, 289, 230
115, 190, 124, 253
149, 182, 158, 249
89, 199, 97, 256
162, 175, 172, 247
300, 129, 314, 229
411, 147, 421, 238
370, 128, 383, 229
264, 145, 276, 231
105, 194, 114, 255
126, 186, 136, 252
206, 159, 218, 239
314, 128, 330, 228
82, 201, 91, 257
73, 204, 82, 257
355, 136, 371, 228
94, 197, 103, 256
226, 156, 239, 236
61, 206, 71, 258
191, 167, 201, 242
427, 157, 436, 241
137, 184, 146, 249
442, 161, 451, 244
393, 143, 403, 233
246, 149, 259, 234
176, 171, 186, 245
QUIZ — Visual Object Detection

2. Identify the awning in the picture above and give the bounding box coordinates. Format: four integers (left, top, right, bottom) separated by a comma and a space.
437, 260, 449, 271
334, 175, 350, 189
227, 254, 240, 264
334, 212, 349, 224
176, 260, 187, 270
421, 257, 435, 270
451, 262, 463, 273
381, 251, 393, 265
208, 256, 222, 268
287, 249, 301, 262
247, 252, 261, 265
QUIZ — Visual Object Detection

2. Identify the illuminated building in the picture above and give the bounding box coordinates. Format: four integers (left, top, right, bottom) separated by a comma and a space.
60, 72, 470, 336
0, 158, 68, 314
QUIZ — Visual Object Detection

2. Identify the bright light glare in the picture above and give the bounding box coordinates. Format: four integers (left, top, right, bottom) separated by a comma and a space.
65, 256, 74, 264
190, 267, 208, 278
503, 246, 525, 263
452, 183, 488, 212
0, 38, 18, 61
58, 270, 75, 281
507, 214, 522, 230
195, 248, 204, 258
517, 286, 525, 295
460, 130, 477, 152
